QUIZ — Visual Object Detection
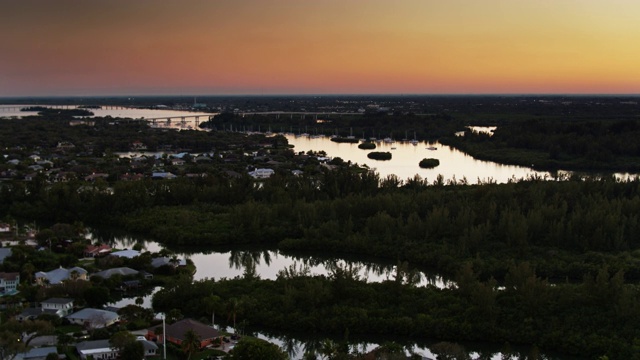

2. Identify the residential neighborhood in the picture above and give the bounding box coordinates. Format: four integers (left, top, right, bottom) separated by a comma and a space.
0, 114, 338, 360
0, 116, 340, 189
0, 220, 237, 360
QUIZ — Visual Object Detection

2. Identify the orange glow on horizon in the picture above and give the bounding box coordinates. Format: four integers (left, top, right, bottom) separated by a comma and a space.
2, 0, 640, 96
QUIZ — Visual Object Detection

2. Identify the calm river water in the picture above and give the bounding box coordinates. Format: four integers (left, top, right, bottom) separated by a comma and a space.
285, 134, 550, 184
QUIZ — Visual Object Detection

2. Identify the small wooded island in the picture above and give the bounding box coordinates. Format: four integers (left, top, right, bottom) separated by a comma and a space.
358, 142, 376, 150
367, 151, 392, 160
419, 158, 440, 168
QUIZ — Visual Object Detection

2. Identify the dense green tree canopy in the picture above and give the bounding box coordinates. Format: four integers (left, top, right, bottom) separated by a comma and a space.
229, 338, 288, 360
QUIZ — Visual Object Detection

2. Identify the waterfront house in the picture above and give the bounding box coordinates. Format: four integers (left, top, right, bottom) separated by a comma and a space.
110, 249, 140, 259
151, 257, 186, 268
92, 267, 139, 279
83, 244, 112, 258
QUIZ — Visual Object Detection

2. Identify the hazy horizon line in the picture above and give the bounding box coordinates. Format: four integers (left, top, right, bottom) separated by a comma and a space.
2, 92, 640, 100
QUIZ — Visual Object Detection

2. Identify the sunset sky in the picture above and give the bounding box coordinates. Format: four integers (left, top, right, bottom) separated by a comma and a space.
2, 0, 640, 96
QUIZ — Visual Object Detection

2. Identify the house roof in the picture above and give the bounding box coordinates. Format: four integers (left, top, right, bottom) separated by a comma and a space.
151, 257, 186, 268
151, 172, 177, 179
67, 308, 119, 323
110, 249, 140, 259
0, 248, 12, 264
76, 339, 114, 353
35, 267, 87, 284
0, 272, 19, 281
93, 267, 139, 279
22, 346, 59, 359
140, 339, 159, 351
85, 244, 112, 255
19, 308, 57, 318
164, 318, 220, 341
42, 297, 74, 305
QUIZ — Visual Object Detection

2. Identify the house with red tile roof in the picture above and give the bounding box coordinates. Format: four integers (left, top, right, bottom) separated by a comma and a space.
147, 318, 220, 349
83, 244, 112, 258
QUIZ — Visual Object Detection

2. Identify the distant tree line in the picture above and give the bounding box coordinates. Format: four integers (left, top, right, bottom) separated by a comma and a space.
445, 118, 640, 171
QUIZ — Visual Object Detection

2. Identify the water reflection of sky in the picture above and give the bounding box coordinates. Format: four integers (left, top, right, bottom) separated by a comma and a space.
104, 236, 452, 289
285, 134, 549, 184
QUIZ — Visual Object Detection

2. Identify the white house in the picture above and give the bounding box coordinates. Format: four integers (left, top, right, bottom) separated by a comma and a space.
137, 336, 159, 357
66, 308, 119, 329
41, 298, 74, 316
248, 168, 275, 179
170, 158, 186, 166
75, 337, 157, 360
76, 339, 117, 360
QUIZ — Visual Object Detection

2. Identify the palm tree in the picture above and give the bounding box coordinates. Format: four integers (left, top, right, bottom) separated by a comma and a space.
181, 330, 201, 360
319, 339, 339, 360
169, 255, 180, 268
21, 263, 36, 284
204, 295, 221, 328
226, 297, 242, 333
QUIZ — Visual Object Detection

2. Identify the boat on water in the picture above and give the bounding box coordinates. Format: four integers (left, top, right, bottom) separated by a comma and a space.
383, 137, 394, 144
426, 146, 438, 150
410, 132, 419, 145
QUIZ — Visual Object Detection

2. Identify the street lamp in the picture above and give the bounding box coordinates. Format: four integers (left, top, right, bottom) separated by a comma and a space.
156, 313, 166, 360
163, 314, 166, 360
